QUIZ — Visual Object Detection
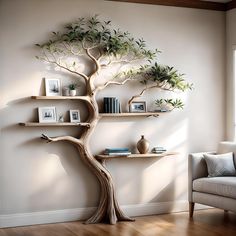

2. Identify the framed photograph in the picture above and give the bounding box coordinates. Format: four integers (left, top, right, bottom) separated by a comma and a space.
129, 101, 147, 113
70, 110, 80, 123
38, 107, 57, 123
45, 78, 61, 96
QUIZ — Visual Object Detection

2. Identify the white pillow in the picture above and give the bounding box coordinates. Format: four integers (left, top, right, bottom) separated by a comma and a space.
203, 152, 236, 177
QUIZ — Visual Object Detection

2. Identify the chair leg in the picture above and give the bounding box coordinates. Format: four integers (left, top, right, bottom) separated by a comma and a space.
189, 202, 195, 218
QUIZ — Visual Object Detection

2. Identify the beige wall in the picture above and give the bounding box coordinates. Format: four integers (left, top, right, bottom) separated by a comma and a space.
226, 9, 236, 140
0, 0, 225, 226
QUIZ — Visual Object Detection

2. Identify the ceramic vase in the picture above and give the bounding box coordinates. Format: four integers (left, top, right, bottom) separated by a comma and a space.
137, 135, 149, 154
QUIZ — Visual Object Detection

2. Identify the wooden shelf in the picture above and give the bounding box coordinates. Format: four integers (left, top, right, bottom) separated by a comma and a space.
96, 152, 177, 160
99, 112, 162, 118
31, 96, 86, 100
19, 122, 90, 127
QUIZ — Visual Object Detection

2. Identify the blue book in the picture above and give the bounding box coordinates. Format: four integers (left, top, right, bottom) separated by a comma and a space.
105, 148, 129, 152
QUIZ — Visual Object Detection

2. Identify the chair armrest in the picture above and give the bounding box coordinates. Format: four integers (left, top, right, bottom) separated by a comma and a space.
188, 152, 215, 202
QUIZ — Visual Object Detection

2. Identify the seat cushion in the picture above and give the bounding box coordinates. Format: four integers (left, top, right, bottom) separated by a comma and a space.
193, 177, 236, 199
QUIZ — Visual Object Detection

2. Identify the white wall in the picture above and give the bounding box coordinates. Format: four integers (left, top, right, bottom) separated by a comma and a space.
0, 0, 225, 227
226, 9, 236, 140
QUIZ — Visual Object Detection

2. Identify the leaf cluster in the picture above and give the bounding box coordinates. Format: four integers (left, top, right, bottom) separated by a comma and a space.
155, 98, 184, 110
36, 15, 159, 61
140, 63, 193, 91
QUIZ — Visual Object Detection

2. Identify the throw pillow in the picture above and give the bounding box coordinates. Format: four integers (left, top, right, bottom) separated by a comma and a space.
203, 152, 236, 177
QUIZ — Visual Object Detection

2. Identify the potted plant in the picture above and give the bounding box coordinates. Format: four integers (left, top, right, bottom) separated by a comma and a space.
68, 83, 78, 96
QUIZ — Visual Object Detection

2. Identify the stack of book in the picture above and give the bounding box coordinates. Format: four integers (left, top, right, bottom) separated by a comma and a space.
152, 147, 167, 154
103, 97, 121, 113
104, 148, 131, 156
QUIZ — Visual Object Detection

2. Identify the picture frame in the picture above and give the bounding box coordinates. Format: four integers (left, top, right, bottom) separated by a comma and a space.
70, 110, 80, 123
45, 78, 62, 96
129, 101, 147, 113
38, 107, 57, 123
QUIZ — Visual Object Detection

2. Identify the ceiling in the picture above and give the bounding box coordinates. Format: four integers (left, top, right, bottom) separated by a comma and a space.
107, 0, 236, 11
204, 0, 230, 2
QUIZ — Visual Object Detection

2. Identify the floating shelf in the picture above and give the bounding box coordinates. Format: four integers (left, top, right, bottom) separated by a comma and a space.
31, 96, 86, 100
99, 112, 161, 118
19, 122, 90, 127
96, 152, 177, 160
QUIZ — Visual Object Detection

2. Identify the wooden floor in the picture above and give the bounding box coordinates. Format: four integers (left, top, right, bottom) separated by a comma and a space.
1, 209, 236, 236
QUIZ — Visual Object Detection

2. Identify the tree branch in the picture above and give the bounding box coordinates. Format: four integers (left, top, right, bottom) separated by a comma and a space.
41, 134, 83, 146
42, 57, 89, 82
100, 58, 141, 67
128, 83, 176, 105
86, 48, 101, 75
95, 77, 133, 93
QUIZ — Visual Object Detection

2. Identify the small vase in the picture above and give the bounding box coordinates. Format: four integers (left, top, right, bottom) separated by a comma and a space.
137, 135, 149, 154
69, 89, 76, 96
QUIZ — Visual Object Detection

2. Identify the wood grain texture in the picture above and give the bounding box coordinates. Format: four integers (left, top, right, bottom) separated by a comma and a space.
1, 209, 236, 236
106, 0, 227, 11
31, 95, 87, 100
19, 122, 90, 127
100, 112, 160, 117
96, 152, 178, 160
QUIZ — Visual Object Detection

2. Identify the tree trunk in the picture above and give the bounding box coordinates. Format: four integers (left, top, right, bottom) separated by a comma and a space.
80, 95, 134, 224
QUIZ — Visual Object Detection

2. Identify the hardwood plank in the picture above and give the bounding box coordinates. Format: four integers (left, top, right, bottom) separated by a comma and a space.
1, 209, 236, 236
106, 0, 227, 11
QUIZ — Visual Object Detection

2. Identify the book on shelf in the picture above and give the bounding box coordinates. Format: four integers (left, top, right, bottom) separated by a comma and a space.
104, 148, 131, 156
105, 148, 129, 152
104, 152, 132, 156
152, 147, 167, 154
103, 97, 121, 113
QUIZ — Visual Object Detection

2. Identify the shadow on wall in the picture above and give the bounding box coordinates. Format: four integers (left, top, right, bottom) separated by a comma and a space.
0, 97, 99, 212
0, 87, 189, 212
105, 111, 189, 207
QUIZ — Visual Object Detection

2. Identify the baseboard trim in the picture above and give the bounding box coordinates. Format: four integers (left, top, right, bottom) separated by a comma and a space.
0, 200, 209, 228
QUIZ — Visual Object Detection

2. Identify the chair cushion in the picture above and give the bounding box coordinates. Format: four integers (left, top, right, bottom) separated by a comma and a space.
193, 177, 236, 199
204, 152, 236, 177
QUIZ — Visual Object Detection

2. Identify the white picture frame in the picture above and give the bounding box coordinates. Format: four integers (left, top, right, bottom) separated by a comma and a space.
70, 110, 80, 123
45, 78, 61, 96
129, 101, 147, 113
38, 107, 57, 123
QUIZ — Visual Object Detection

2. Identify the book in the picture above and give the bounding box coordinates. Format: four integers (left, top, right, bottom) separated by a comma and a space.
152, 147, 166, 153
104, 97, 109, 113
104, 152, 131, 156
105, 148, 129, 152
103, 97, 121, 113
152, 150, 166, 154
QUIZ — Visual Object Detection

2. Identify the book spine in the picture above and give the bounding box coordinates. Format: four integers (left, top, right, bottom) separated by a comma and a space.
105, 148, 129, 152
104, 97, 109, 113
105, 152, 131, 156
112, 98, 116, 113
109, 98, 113, 113
115, 98, 119, 113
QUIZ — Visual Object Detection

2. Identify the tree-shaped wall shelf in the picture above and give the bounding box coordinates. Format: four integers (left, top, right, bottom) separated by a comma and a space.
20, 16, 192, 225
